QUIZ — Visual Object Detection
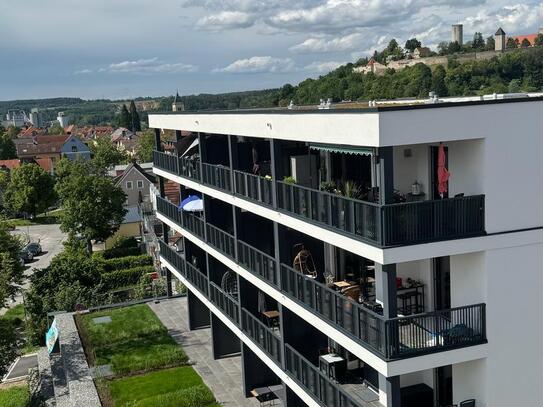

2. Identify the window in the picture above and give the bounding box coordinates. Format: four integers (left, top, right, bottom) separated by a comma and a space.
137, 180, 144, 189
126, 181, 133, 189
71, 146, 77, 152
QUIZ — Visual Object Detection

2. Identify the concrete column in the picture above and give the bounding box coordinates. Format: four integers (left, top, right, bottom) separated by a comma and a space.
269, 139, 281, 209
187, 289, 210, 330
375, 263, 397, 318
379, 374, 402, 407
210, 313, 241, 359
378, 146, 394, 205
241, 343, 280, 397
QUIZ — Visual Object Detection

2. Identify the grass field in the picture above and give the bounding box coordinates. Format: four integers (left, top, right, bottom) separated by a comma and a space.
106, 366, 218, 407
0, 385, 30, 407
80, 304, 187, 374
7, 208, 64, 227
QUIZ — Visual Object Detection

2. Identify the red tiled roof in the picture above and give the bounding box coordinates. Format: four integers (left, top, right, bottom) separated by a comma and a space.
34, 135, 70, 144
34, 158, 53, 173
512, 34, 538, 46
18, 127, 46, 138
0, 159, 22, 170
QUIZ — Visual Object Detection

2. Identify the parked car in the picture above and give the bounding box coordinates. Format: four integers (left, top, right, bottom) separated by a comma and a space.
20, 249, 33, 263
25, 242, 42, 256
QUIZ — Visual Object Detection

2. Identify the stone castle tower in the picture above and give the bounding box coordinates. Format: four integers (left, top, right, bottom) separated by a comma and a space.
452, 24, 463, 45
495, 27, 506, 52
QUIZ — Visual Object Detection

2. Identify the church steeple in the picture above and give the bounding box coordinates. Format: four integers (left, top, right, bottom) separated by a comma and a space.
172, 92, 184, 112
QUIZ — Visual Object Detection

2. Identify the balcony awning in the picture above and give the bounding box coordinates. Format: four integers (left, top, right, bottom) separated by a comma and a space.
309, 143, 373, 156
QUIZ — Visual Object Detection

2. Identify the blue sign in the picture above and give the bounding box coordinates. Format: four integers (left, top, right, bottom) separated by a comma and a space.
45, 318, 59, 354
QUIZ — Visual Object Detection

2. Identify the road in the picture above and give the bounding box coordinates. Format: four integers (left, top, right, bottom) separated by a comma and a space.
0, 224, 66, 316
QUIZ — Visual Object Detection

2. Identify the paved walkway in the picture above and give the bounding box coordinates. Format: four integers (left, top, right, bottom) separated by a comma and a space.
148, 297, 260, 407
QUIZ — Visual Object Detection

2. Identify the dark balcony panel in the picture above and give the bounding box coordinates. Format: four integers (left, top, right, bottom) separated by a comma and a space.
385, 303, 487, 358
183, 213, 206, 241
179, 156, 201, 181
234, 171, 273, 206
185, 261, 209, 297
284, 344, 359, 407
382, 195, 485, 246
277, 181, 382, 245
153, 150, 179, 174
237, 240, 278, 287
206, 223, 236, 260
241, 308, 282, 365
210, 282, 240, 326
156, 196, 183, 226
202, 163, 232, 192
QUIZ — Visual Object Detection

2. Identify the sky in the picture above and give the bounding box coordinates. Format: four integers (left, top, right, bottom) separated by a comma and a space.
1, 0, 542, 101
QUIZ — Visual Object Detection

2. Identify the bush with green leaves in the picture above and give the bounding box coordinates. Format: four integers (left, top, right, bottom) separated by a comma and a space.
99, 254, 153, 272
100, 266, 155, 290
96, 246, 142, 260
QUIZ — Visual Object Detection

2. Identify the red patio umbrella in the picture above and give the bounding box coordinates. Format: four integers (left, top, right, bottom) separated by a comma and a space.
437, 143, 450, 198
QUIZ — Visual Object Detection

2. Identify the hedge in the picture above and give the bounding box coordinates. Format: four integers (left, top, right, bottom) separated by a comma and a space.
101, 255, 153, 272
100, 265, 155, 290
101, 246, 142, 260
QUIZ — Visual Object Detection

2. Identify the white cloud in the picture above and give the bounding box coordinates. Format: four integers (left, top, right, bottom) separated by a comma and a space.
216, 56, 296, 73
106, 58, 198, 74
196, 11, 255, 31
463, 3, 543, 34
290, 33, 364, 53
74, 69, 93, 75
304, 61, 347, 73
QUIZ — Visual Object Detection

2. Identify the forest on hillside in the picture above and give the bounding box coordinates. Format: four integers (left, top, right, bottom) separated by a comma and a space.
2, 48, 543, 126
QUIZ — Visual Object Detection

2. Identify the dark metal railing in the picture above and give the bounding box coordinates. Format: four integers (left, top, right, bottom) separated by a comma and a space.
241, 308, 282, 365
385, 303, 486, 358
154, 150, 486, 247
277, 181, 382, 244
202, 163, 232, 192
185, 261, 209, 297
237, 240, 278, 287
284, 344, 359, 407
280, 263, 386, 356
382, 195, 485, 246
156, 203, 486, 360
210, 282, 240, 325
206, 223, 236, 259
183, 212, 205, 240
156, 196, 183, 225
179, 156, 201, 181
158, 240, 185, 273
234, 170, 273, 206
153, 150, 179, 174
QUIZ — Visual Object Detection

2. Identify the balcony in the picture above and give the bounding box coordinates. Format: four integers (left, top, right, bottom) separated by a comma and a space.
158, 240, 371, 406
153, 150, 485, 247
156, 198, 487, 360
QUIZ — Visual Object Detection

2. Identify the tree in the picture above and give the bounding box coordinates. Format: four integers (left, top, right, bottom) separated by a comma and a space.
472, 32, 485, 50
118, 104, 131, 128
0, 319, 17, 377
4, 164, 56, 217
432, 65, 448, 97
485, 36, 495, 51
506, 37, 518, 49
56, 162, 127, 253
90, 137, 127, 172
521, 38, 531, 48
135, 130, 155, 163
405, 38, 421, 53
535, 34, 543, 47
0, 220, 23, 306
508, 79, 521, 93
129, 100, 141, 132
48, 122, 65, 135
0, 132, 16, 160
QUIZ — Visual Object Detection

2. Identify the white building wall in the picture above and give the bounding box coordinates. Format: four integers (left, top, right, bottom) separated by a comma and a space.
453, 359, 487, 406
396, 259, 433, 312
400, 369, 434, 389
393, 144, 430, 197
447, 139, 484, 197
450, 252, 486, 307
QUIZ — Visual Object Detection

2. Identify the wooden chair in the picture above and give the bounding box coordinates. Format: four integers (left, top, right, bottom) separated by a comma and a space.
341, 285, 360, 302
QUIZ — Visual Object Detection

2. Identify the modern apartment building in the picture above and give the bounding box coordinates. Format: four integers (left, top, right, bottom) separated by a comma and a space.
149, 94, 543, 407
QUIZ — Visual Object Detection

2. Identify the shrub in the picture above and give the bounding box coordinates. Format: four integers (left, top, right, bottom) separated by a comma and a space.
101, 266, 155, 290
112, 235, 139, 249
133, 385, 215, 407
101, 255, 153, 272
100, 246, 142, 260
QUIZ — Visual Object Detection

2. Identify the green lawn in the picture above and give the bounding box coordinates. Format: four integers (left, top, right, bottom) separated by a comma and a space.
0, 385, 30, 407
107, 366, 218, 407
80, 304, 187, 374
8, 208, 64, 227
0, 304, 38, 355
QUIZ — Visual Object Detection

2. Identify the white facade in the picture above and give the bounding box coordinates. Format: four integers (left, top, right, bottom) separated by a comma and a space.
150, 95, 543, 407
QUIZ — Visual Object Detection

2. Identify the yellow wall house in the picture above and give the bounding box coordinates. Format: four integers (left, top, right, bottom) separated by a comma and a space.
105, 206, 142, 249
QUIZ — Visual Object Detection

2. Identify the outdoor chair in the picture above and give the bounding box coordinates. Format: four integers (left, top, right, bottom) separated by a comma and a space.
292, 244, 317, 278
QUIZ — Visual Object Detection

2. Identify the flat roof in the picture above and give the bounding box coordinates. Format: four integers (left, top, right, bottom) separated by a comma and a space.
149, 92, 543, 116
